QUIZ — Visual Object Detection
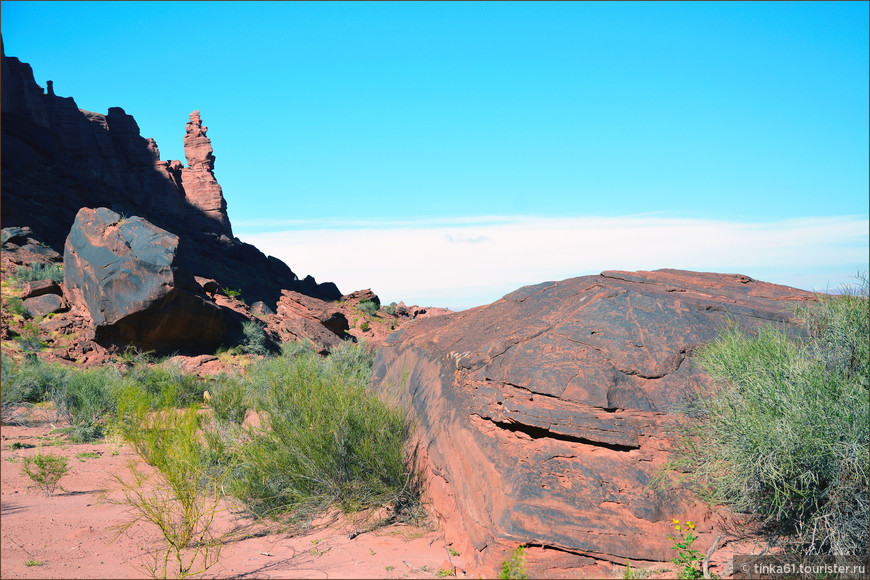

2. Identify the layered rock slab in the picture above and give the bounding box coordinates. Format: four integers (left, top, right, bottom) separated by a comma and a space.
370, 269, 817, 576
63, 207, 226, 352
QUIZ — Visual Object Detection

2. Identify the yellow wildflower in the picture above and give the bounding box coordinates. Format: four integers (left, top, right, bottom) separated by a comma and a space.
676, 524, 681, 531
687, 521, 695, 530
673, 518, 680, 525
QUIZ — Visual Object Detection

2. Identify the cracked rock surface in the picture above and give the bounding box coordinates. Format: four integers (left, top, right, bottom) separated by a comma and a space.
371, 269, 816, 576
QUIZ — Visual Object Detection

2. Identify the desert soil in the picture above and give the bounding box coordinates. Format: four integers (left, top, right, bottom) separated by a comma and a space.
0, 407, 463, 579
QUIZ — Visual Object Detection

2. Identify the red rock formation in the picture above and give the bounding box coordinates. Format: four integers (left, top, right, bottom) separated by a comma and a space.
371, 269, 818, 577
180, 110, 233, 237
1, 49, 342, 310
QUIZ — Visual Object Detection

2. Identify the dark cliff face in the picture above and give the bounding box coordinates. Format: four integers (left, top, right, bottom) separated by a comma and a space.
1, 47, 340, 308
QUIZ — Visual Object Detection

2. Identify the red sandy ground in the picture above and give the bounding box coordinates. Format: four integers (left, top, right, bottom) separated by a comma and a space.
1, 407, 763, 579
0, 408, 461, 580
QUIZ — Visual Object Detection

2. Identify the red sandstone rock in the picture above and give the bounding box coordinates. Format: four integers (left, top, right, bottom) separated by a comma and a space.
371, 269, 818, 576
341, 288, 381, 307
180, 110, 232, 237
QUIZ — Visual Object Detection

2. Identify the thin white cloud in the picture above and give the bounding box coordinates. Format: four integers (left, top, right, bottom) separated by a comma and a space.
238, 215, 869, 310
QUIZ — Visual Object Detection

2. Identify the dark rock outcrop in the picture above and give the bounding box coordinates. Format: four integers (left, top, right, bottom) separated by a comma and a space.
63, 207, 226, 352
20, 279, 62, 301
23, 293, 66, 318
371, 269, 817, 576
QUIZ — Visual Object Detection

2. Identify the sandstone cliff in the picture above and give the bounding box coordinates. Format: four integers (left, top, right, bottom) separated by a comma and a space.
1, 46, 339, 308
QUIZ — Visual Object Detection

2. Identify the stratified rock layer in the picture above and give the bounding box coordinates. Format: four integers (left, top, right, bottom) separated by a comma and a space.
371, 269, 817, 576
63, 207, 226, 352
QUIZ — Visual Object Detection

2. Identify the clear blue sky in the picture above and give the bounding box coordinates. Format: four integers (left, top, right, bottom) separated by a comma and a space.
2, 2, 868, 308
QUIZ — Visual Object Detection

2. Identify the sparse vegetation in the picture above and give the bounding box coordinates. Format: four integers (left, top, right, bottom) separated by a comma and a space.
670, 273, 869, 556
14, 262, 64, 284
21, 451, 70, 496
106, 389, 233, 579
358, 300, 379, 315
7, 296, 27, 317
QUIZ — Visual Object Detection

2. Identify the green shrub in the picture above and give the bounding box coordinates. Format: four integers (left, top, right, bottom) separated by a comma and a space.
22, 452, 70, 496
359, 321, 370, 332
279, 339, 316, 359
1, 356, 69, 406
224, 341, 417, 526
108, 389, 230, 579
358, 300, 379, 315
125, 363, 204, 408
674, 273, 868, 556
240, 320, 268, 356
52, 366, 121, 442
7, 297, 27, 317
383, 303, 397, 316
206, 376, 248, 426
15, 262, 64, 284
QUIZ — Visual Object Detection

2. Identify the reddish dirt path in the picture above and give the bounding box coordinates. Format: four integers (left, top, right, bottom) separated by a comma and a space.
0, 410, 463, 579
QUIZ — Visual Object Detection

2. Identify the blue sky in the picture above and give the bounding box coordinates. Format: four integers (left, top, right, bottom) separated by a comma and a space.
2, 1, 868, 308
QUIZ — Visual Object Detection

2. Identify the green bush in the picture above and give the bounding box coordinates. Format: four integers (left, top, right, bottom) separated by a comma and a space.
240, 320, 269, 356
206, 376, 248, 426
223, 341, 417, 526
1, 356, 70, 406
675, 273, 868, 555
52, 366, 121, 442
383, 303, 397, 316
357, 300, 379, 315
124, 362, 204, 408
109, 389, 229, 578
15, 262, 64, 284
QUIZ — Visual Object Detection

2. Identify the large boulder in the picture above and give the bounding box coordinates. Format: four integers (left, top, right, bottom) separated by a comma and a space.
63, 207, 226, 352
371, 269, 817, 577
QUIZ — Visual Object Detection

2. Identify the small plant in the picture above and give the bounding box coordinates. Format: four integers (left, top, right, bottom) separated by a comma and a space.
383, 303, 397, 316
223, 287, 242, 299
10, 442, 35, 450
18, 322, 45, 352
7, 297, 27, 317
24, 560, 44, 567
21, 452, 70, 496
385, 565, 394, 571
360, 321, 370, 332
668, 520, 703, 579
498, 544, 529, 580
449, 548, 460, 557
76, 451, 101, 461
437, 566, 455, 577
358, 300, 379, 315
